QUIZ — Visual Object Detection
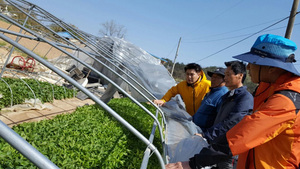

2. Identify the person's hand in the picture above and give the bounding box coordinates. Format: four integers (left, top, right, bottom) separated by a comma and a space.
194, 133, 203, 137
165, 161, 191, 169
153, 99, 165, 106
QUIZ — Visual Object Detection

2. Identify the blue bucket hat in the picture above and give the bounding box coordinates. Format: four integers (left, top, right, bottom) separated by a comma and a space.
233, 34, 300, 76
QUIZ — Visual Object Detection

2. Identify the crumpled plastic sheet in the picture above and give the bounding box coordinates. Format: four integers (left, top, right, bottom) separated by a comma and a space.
73, 36, 176, 102
170, 135, 209, 163
162, 95, 209, 163
98, 37, 176, 101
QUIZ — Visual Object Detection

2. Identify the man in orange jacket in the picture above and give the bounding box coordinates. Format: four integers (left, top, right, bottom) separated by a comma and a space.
166, 34, 300, 169
226, 34, 300, 168
154, 63, 211, 116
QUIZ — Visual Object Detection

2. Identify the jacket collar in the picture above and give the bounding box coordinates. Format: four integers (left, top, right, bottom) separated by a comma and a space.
210, 85, 227, 92
274, 72, 300, 91
258, 72, 300, 93
186, 70, 207, 87
187, 76, 202, 87
228, 86, 247, 97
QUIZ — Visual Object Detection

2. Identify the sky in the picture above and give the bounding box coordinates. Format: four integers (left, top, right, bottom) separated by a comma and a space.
28, 0, 300, 71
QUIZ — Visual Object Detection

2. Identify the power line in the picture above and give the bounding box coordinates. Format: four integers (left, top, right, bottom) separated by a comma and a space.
194, 13, 299, 63
165, 43, 178, 58
183, 18, 281, 41
181, 0, 244, 38
183, 23, 299, 44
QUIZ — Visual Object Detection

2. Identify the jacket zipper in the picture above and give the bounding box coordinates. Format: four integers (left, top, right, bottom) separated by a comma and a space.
193, 86, 195, 114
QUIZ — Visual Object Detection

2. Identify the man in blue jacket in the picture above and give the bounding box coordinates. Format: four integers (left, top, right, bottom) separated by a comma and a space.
193, 67, 228, 130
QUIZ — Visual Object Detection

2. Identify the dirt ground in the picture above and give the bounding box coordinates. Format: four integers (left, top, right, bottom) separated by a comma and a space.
0, 20, 72, 60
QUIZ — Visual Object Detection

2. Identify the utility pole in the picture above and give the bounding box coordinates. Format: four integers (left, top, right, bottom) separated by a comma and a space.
285, 0, 299, 39
171, 37, 181, 77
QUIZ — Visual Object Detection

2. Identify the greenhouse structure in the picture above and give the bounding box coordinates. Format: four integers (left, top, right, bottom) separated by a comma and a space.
0, 0, 206, 168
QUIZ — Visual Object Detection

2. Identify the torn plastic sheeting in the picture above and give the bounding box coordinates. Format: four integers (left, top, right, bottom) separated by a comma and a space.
129, 62, 176, 101
162, 95, 208, 163
84, 36, 176, 102
170, 135, 208, 163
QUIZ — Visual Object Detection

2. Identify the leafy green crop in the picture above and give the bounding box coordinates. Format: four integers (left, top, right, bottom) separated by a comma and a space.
0, 78, 75, 109
0, 98, 163, 168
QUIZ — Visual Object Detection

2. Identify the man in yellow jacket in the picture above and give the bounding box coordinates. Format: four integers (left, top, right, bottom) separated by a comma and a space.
154, 63, 211, 116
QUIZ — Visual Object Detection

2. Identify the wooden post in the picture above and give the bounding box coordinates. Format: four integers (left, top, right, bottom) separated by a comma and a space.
171, 37, 181, 77
285, 0, 299, 39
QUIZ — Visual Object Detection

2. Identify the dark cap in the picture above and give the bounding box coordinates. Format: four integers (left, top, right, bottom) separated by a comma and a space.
207, 67, 225, 77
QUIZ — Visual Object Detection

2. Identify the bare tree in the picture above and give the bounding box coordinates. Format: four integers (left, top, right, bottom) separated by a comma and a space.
99, 20, 127, 39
